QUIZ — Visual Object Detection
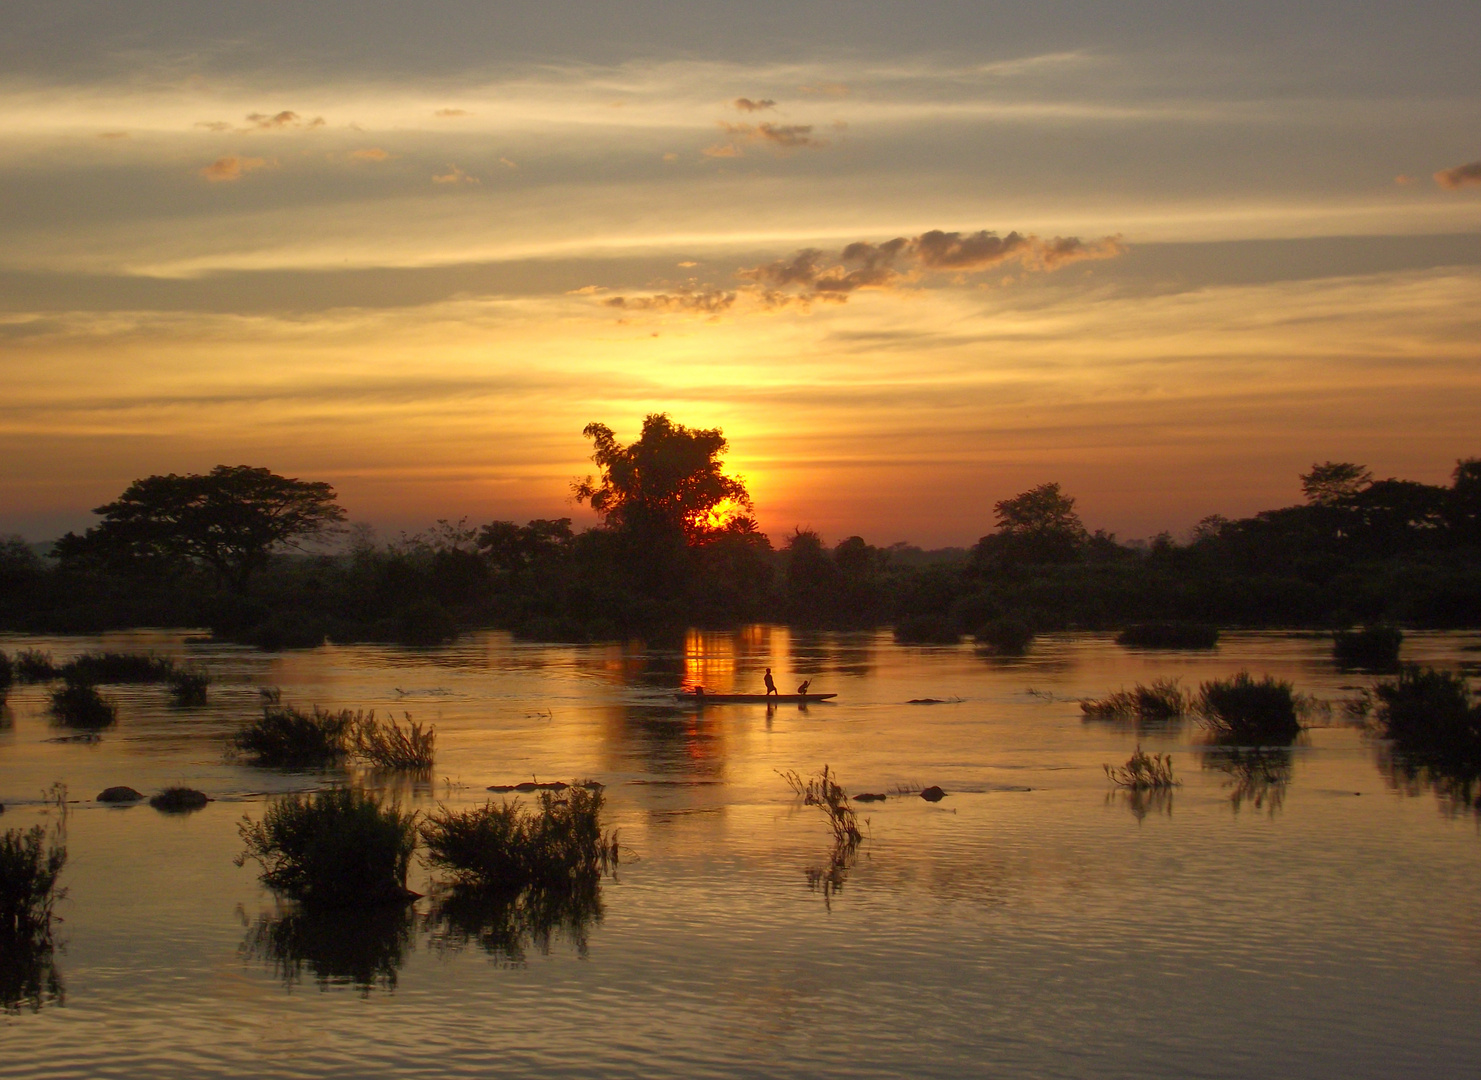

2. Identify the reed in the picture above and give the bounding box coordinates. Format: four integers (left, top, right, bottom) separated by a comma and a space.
421, 786, 617, 892
1373, 666, 1480, 766
355, 713, 436, 771
48, 682, 117, 728
232, 704, 359, 767
1081, 678, 1191, 722
167, 666, 210, 706
14, 650, 58, 683
779, 765, 865, 849
1197, 672, 1302, 745
235, 786, 417, 907
0, 825, 66, 938
1104, 745, 1178, 790
1333, 624, 1404, 671
1116, 623, 1219, 649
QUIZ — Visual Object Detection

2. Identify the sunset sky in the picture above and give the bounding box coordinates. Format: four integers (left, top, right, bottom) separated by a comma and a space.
3, 2, 1479, 547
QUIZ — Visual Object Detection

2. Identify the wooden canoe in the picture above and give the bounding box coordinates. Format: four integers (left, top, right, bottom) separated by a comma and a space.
675, 692, 836, 704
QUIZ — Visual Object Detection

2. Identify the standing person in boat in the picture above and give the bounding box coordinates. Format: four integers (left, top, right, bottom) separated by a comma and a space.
763, 668, 778, 697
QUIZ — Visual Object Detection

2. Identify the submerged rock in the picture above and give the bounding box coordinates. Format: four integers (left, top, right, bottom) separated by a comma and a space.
855, 792, 887, 802
919, 785, 948, 803
150, 787, 210, 812
97, 786, 145, 803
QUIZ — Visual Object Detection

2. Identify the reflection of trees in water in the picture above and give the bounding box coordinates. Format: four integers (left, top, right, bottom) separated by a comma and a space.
424, 880, 605, 965
0, 927, 63, 1014
239, 903, 416, 996
1375, 745, 1481, 816
1204, 748, 1292, 815
788, 629, 875, 679
600, 703, 728, 780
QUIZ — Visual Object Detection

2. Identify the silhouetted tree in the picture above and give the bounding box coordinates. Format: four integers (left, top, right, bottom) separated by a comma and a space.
55, 466, 345, 592
1301, 461, 1373, 506
573, 414, 754, 542
973, 482, 1088, 567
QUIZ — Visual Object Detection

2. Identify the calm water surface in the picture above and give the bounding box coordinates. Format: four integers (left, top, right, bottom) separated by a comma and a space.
2, 628, 1479, 1078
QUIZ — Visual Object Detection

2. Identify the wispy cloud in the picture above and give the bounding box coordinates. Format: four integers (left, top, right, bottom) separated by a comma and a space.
706, 120, 826, 158
733, 97, 777, 112
245, 110, 324, 130
349, 147, 392, 161
701, 142, 742, 158
198, 155, 274, 182
434, 108, 470, 118
432, 164, 479, 185
598, 229, 1126, 314
1435, 160, 1481, 189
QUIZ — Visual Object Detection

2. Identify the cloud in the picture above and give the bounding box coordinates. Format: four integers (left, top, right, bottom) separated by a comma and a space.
244, 110, 324, 130
434, 108, 470, 118
733, 97, 777, 112
195, 120, 232, 132
498, 157, 518, 170
597, 228, 1126, 316
702, 142, 743, 158
601, 289, 736, 314
1435, 161, 1481, 189
677, 260, 698, 268
719, 121, 824, 149
662, 151, 680, 163
198, 155, 274, 182
349, 148, 391, 161
432, 164, 479, 185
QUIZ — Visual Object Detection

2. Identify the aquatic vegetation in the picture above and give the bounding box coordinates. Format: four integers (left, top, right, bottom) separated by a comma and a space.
167, 666, 210, 706
150, 787, 210, 813
1116, 623, 1220, 649
1197, 672, 1301, 745
893, 615, 962, 644
1333, 624, 1403, 671
1080, 679, 1191, 723
48, 681, 118, 728
0, 651, 12, 692
1104, 746, 1178, 790
236, 787, 417, 907
59, 651, 176, 684
355, 713, 436, 772
974, 617, 1034, 654
14, 650, 58, 683
1371, 666, 1481, 807
421, 786, 617, 892
779, 765, 865, 849
0, 792, 67, 1014
1204, 748, 1293, 816
241, 904, 415, 995
233, 704, 359, 767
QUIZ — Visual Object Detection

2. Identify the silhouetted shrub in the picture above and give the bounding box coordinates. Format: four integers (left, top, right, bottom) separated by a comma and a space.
48, 682, 117, 728
1104, 745, 1178, 790
421, 786, 616, 892
355, 713, 435, 771
1333, 624, 1403, 671
1117, 623, 1219, 649
1373, 666, 1480, 764
1198, 672, 1301, 745
974, 617, 1034, 654
1081, 678, 1191, 722
236, 787, 417, 907
59, 652, 175, 684
0, 824, 66, 938
233, 704, 358, 767
167, 666, 210, 706
893, 615, 961, 644
14, 651, 58, 683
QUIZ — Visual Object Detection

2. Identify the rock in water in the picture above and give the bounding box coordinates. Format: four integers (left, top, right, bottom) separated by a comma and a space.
98, 786, 145, 803
919, 785, 947, 803
150, 787, 210, 812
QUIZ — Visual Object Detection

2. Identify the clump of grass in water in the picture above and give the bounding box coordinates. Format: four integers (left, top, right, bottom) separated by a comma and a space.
779, 766, 864, 850
1371, 666, 1481, 808
1116, 623, 1219, 649
1333, 624, 1403, 672
421, 786, 617, 891
1104, 745, 1178, 790
48, 681, 117, 728
59, 652, 176, 684
14, 650, 58, 684
167, 666, 210, 706
1081, 678, 1191, 723
1197, 672, 1302, 745
355, 713, 436, 771
233, 703, 360, 767
236, 787, 417, 907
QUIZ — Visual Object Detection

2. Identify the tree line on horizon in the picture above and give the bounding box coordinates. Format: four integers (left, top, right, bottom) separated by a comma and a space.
1, 416, 1478, 646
